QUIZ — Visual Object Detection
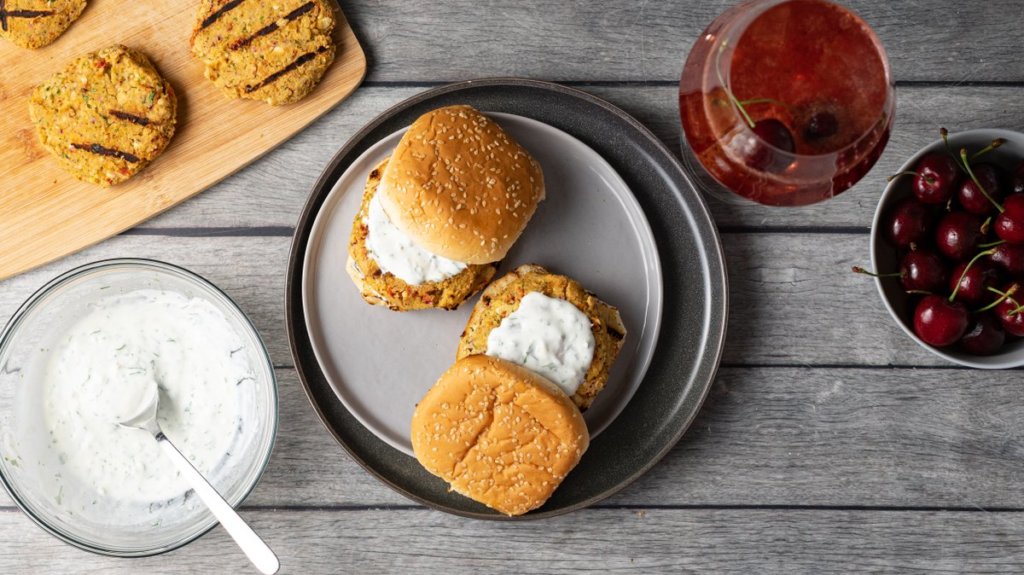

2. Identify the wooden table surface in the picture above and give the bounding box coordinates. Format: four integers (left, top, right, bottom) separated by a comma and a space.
3, 1, 1024, 573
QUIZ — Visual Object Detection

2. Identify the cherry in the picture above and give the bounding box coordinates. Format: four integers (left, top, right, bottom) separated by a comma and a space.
994, 284, 1024, 336
957, 163, 1005, 215
959, 312, 1006, 355
912, 153, 960, 205
1011, 160, 1024, 196
995, 194, 1024, 244
901, 250, 948, 292
744, 119, 796, 172
752, 119, 796, 153
804, 111, 838, 141
949, 258, 1001, 306
913, 294, 970, 347
989, 242, 1024, 277
935, 211, 983, 261
885, 198, 932, 249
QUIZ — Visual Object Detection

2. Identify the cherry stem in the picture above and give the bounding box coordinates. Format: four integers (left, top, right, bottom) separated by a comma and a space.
979, 239, 1006, 249
851, 266, 901, 278
940, 127, 952, 156
978, 286, 1015, 312
738, 97, 792, 110
960, 148, 1004, 214
971, 138, 1007, 161
950, 248, 996, 303
715, 40, 756, 129
905, 289, 933, 296
981, 216, 992, 235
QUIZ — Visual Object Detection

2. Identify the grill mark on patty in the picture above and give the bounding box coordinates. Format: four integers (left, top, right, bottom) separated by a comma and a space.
229, 1, 314, 50
71, 143, 140, 163
606, 324, 625, 341
244, 44, 329, 94
109, 110, 151, 127
0, 1, 55, 32
200, 0, 244, 30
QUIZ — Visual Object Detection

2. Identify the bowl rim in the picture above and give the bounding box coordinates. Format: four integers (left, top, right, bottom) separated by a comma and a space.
870, 128, 1024, 369
0, 257, 279, 557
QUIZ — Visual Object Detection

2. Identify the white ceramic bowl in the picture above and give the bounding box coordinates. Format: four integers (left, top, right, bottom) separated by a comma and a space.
0, 259, 278, 555
871, 129, 1024, 368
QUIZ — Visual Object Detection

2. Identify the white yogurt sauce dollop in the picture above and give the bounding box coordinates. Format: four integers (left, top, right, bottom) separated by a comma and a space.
43, 289, 251, 502
485, 292, 596, 396
364, 193, 467, 285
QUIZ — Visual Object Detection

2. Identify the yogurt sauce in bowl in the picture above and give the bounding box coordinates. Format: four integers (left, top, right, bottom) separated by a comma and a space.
0, 259, 277, 555
44, 289, 251, 502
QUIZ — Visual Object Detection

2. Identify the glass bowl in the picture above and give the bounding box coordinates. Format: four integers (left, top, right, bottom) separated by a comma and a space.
871, 129, 1024, 368
0, 259, 278, 556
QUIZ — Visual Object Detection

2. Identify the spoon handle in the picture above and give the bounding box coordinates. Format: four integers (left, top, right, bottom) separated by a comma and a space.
158, 436, 280, 575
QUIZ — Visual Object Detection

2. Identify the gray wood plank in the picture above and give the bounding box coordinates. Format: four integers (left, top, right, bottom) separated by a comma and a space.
341, 0, 1024, 83
2, 508, 1024, 574
207, 364, 1024, 510
135, 85, 1024, 231
4, 365, 1023, 510
0, 232, 956, 369
0, 236, 294, 365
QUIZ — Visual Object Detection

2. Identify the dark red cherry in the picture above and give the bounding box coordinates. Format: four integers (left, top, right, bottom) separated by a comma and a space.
949, 260, 1002, 306
746, 119, 796, 172
1011, 160, 1024, 196
900, 250, 948, 292
913, 295, 970, 347
957, 163, 1005, 215
885, 198, 932, 249
959, 312, 1006, 355
913, 153, 960, 205
935, 211, 983, 261
804, 111, 838, 141
995, 194, 1024, 244
995, 285, 1024, 336
753, 118, 796, 152
989, 242, 1024, 277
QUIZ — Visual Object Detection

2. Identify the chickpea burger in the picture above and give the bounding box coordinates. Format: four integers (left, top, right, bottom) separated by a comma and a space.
346, 105, 545, 311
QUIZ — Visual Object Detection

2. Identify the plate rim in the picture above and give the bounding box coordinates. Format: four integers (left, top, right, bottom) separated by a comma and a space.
286, 77, 729, 519
300, 111, 665, 456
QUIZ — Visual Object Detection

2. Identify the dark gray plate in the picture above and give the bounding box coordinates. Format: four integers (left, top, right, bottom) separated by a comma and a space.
286, 78, 728, 519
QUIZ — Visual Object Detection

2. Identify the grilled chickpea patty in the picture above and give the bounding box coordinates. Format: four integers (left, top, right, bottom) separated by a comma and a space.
0, 0, 85, 49
456, 264, 627, 410
29, 45, 177, 186
190, 0, 336, 106
347, 158, 498, 311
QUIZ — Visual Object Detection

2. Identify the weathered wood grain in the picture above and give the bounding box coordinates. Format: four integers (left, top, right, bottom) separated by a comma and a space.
0, 232, 958, 368
4, 364, 1023, 510
132, 85, 1024, 231
338, 0, 1024, 83
3, 508, 1024, 574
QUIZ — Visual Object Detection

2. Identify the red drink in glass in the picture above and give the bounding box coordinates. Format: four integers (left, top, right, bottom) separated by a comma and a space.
679, 0, 895, 206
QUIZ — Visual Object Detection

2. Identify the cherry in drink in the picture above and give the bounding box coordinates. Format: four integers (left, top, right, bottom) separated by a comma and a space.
680, 0, 895, 206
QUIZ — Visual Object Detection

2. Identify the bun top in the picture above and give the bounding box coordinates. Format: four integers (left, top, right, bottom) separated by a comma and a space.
410, 355, 589, 516
378, 105, 545, 265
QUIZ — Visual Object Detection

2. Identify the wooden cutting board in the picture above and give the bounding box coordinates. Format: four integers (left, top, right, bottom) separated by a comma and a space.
0, 0, 366, 281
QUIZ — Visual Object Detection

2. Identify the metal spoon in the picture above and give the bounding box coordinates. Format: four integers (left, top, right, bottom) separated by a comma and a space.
119, 380, 279, 575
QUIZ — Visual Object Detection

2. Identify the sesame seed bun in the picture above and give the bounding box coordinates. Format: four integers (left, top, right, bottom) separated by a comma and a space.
378, 105, 545, 265
411, 355, 589, 516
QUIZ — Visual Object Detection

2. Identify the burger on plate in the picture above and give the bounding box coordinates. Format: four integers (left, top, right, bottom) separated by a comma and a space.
347, 105, 545, 311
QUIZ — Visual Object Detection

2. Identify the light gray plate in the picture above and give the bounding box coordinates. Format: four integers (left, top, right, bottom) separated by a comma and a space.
302, 113, 663, 456
286, 78, 727, 519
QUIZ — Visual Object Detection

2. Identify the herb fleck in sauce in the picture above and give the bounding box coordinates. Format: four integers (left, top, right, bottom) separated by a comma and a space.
486, 292, 596, 395
43, 290, 252, 502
